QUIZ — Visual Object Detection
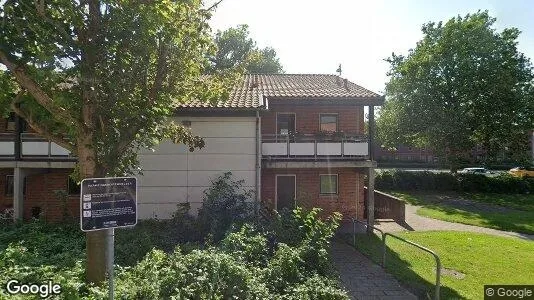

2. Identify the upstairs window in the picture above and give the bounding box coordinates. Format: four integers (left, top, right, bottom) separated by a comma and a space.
320, 114, 338, 132
277, 113, 296, 136
320, 174, 338, 195
5, 112, 15, 131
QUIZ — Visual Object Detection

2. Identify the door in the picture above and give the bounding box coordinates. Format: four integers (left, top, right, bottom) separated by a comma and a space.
276, 175, 296, 211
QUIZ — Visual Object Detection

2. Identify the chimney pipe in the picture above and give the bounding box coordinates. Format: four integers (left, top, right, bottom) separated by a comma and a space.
343, 78, 348, 89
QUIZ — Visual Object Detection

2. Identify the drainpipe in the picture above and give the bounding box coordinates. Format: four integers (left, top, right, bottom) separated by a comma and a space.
255, 110, 261, 215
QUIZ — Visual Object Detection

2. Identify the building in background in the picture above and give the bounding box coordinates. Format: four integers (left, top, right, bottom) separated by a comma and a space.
1, 74, 383, 222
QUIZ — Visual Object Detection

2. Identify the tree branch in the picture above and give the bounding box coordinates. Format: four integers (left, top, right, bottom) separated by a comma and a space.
205, 0, 224, 12
0, 50, 80, 128
11, 91, 75, 152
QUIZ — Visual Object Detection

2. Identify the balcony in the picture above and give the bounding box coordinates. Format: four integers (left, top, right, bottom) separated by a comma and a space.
0, 133, 73, 160
262, 133, 369, 159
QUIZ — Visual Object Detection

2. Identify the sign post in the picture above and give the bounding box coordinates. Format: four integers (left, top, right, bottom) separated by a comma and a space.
80, 177, 137, 300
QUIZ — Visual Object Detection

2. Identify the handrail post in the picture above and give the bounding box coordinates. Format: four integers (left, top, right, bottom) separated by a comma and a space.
352, 218, 356, 246
382, 233, 387, 266
383, 233, 441, 300
435, 256, 441, 300
286, 134, 290, 157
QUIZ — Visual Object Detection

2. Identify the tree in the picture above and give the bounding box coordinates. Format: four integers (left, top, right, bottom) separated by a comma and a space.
378, 11, 534, 170
207, 24, 283, 73
0, 0, 233, 283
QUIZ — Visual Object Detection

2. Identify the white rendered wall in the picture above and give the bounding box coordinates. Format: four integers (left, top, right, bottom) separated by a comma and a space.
137, 116, 257, 219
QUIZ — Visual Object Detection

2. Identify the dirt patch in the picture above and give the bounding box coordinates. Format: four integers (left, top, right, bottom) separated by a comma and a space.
441, 267, 466, 279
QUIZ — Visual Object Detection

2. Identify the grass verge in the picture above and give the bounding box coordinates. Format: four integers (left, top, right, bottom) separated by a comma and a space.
351, 231, 534, 299
392, 192, 534, 234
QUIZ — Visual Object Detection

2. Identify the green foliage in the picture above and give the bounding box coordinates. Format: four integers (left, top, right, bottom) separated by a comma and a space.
220, 224, 269, 267
114, 205, 201, 266
0, 172, 348, 298
197, 172, 255, 242
0, 1, 235, 178
288, 274, 349, 300
0, 205, 348, 299
376, 170, 534, 193
207, 24, 284, 74
378, 11, 534, 169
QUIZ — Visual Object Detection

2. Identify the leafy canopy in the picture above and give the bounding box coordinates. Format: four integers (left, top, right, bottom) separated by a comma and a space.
378, 11, 534, 168
207, 24, 284, 74
0, 0, 235, 178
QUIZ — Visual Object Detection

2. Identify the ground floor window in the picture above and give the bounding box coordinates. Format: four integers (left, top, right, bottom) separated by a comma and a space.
319, 174, 338, 195
5, 175, 27, 196
5, 175, 13, 196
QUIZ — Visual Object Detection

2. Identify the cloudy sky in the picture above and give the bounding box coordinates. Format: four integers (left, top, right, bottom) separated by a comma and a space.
208, 0, 534, 94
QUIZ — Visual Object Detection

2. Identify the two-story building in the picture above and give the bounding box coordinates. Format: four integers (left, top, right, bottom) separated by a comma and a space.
1, 74, 383, 223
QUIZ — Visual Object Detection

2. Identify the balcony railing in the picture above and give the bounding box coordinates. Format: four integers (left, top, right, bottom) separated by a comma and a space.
262, 133, 369, 158
0, 133, 72, 159
0, 133, 15, 156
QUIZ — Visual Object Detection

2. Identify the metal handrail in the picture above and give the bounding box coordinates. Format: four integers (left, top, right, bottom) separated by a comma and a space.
351, 218, 385, 250
350, 218, 441, 300
383, 233, 441, 300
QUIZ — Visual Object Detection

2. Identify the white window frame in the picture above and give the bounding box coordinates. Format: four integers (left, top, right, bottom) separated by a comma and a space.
319, 113, 339, 132
276, 112, 297, 136
319, 174, 338, 195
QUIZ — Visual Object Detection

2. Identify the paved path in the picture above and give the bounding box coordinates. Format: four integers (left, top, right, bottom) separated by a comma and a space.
330, 241, 417, 300
375, 204, 534, 241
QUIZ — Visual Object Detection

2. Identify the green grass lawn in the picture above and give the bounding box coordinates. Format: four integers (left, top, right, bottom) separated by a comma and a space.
351, 231, 534, 299
392, 192, 534, 234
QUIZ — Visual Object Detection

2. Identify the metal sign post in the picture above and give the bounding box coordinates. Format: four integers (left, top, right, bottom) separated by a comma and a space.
80, 177, 137, 300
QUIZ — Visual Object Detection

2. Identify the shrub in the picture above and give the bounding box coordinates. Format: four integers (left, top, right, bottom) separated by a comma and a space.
220, 224, 269, 267
197, 172, 255, 242
287, 274, 349, 300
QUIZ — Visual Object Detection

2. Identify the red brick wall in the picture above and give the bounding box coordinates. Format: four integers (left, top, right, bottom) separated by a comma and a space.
0, 168, 14, 211
261, 102, 364, 135
24, 169, 79, 222
261, 168, 365, 219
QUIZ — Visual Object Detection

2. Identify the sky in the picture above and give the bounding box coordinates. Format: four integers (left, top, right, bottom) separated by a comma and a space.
208, 0, 534, 94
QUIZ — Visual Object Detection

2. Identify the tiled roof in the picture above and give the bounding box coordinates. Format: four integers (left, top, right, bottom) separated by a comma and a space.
180, 74, 383, 109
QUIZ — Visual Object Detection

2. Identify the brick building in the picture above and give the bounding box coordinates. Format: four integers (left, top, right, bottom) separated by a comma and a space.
1, 74, 383, 222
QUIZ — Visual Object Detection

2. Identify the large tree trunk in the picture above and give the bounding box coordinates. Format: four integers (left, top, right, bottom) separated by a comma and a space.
78, 134, 109, 284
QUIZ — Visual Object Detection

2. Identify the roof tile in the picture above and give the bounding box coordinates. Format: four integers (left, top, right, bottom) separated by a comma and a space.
179, 74, 382, 108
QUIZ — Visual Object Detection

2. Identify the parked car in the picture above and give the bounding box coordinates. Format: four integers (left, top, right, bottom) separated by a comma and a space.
458, 167, 489, 174
508, 166, 534, 178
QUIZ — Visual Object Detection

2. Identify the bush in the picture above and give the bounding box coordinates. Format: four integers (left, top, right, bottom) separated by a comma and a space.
197, 172, 255, 242
0, 171, 349, 299
376, 170, 534, 194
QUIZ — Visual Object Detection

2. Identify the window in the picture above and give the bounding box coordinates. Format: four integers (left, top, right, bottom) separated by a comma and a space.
68, 177, 81, 195
5, 175, 14, 197
5, 176, 26, 196
320, 174, 338, 195
277, 113, 295, 136
5, 112, 15, 131
320, 114, 338, 132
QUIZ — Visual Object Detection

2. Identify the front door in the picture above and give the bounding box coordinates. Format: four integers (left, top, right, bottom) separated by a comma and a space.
276, 175, 296, 211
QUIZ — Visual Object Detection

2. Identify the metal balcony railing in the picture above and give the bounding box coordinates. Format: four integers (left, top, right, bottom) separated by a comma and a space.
0, 133, 72, 159
261, 133, 369, 158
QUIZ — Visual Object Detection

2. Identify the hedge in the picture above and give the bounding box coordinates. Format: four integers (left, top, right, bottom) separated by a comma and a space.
375, 171, 534, 194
